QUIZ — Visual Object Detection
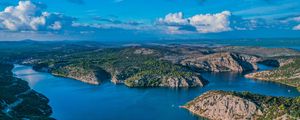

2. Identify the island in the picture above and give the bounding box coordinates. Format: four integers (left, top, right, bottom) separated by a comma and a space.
182, 90, 300, 120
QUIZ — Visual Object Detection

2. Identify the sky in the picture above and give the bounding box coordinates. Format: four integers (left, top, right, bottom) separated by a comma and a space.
0, 0, 300, 41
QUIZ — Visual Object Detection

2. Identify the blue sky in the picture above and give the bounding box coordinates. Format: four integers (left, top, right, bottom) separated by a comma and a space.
0, 0, 300, 41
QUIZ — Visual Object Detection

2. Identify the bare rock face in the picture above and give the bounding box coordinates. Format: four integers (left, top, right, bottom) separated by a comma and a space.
111, 75, 125, 84
183, 91, 263, 120
134, 48, 154, 55
53, 66, 100, 85
278, 59, 295, 66
124, 74, 208, 88
160, 75, 206, 87
181, 52, 259, 72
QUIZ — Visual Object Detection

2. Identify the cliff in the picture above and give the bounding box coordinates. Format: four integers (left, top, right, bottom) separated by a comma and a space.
0, 63, 53, 120
33, 63, 111, 85
181, 52, 259, 72
124, 73, 207, 88
52, 66, 100, 85
183, 91, 300, 120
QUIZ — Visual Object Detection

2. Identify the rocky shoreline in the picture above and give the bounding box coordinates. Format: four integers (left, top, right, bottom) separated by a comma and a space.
183, 91, 300, 120
27, 46, 278, 88
2, 41, 299, 88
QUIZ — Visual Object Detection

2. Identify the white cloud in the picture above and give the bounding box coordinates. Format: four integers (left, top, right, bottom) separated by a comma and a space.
189, 11, 231, 33
292, 16, 300, 22
293, 16, 300, 30
0, 1, 74, 31
293, 24, 300, 30
158, 12, 188, 25
280, 16, 300, 30
49, 21, 62, 30
158, 11, 232, 33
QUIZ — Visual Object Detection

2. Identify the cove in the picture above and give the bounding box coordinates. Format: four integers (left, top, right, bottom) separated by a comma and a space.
12, 64, 300, 120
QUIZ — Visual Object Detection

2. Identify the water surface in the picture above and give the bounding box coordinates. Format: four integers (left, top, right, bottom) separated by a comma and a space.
12, 64, 300, 120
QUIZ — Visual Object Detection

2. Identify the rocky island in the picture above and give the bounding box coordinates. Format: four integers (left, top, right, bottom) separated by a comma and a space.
183, 91, 300, 120
0, 63, 53, 120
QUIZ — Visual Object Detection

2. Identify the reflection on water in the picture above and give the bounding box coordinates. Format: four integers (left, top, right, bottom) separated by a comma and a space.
12, 64, 300, 120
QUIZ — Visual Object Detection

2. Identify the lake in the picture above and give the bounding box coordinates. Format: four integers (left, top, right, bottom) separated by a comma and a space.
12, 64, 300, 120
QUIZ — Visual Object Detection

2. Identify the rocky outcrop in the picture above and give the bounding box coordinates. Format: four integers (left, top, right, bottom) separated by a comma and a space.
0, 63, 53, 120
111, 75, 123, 84
183, 91, 300, 120
134, 48, 154, 55
181, 52, 260, 72
33, 63, 111, 85
182, 91, 262, 120
160, 75, 207, 87
124, 74, 208, 88
53, 66, 100, 85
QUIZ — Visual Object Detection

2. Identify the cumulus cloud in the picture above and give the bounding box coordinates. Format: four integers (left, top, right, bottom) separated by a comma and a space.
0, 1, 75, 31
158, 12, 188, 25
279, 15, 300, 30
157, 11, 232, 34
291, 17, 300, 30
293, 24, 300, 30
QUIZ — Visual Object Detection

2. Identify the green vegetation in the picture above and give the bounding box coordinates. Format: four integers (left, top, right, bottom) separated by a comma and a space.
249, 58, 300, 91
186, 91, 300, 120
0, 63, 53, 119
230, 91, 300, 120
32, 47, 202, 87
124, 60, 195, 87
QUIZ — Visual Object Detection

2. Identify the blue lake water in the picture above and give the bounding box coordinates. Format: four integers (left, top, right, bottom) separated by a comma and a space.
12, 64, 300, 120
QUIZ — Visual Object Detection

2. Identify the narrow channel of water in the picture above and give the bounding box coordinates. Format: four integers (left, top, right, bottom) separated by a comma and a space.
12, 64, 300, 120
